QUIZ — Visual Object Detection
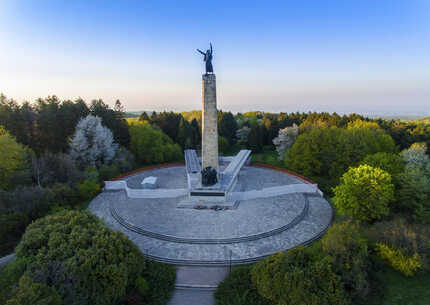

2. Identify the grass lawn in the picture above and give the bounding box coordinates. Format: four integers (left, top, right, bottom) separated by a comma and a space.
376, 267, 430, 305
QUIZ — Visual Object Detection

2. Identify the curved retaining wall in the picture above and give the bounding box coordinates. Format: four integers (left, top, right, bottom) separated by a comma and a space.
109, 194, 309, 244
137, 194, 333, 266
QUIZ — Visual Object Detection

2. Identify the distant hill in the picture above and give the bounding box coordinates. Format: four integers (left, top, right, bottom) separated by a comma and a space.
124, 111, 142, 118
367, 114, 429, 122
416, 116, 430, 124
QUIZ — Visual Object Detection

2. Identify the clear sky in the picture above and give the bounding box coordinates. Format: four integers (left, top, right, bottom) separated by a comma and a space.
0, 0, 429, 115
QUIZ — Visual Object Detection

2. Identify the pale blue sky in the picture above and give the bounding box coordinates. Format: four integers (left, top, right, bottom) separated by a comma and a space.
0, 0, 429, 114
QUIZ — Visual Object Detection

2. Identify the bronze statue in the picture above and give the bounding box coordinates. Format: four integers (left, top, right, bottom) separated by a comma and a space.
197, 43, 213, 74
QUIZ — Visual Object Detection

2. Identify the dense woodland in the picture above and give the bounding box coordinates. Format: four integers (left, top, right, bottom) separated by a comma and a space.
1, 93, 430, 304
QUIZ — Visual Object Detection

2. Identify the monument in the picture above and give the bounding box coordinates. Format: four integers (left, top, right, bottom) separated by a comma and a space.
93, 43, 332, 266
198, 43, 219, 183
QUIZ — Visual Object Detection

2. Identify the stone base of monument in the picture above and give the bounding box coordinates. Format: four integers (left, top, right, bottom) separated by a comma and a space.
181, 149, 250, 209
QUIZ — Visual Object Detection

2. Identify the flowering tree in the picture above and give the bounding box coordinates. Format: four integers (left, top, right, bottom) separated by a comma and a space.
69, 115, 117, 168
401, 143, 430, 174
272, 124, 298, 160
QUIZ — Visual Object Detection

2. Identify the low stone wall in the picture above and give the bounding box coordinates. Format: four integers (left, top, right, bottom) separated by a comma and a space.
110, 162, 185, 181
107, 162, 323, 197
104, 180, 188, 199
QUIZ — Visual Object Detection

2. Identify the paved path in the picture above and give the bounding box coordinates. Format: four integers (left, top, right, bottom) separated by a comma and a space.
168, 266, 229, 305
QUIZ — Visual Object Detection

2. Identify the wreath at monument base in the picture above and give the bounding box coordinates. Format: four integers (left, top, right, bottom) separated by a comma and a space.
201, 166, 217, 186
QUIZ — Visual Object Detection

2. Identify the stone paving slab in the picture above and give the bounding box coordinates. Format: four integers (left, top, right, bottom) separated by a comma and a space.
109, 191, 306, 241
89, 194, 332, 265
126, 166, 188, 189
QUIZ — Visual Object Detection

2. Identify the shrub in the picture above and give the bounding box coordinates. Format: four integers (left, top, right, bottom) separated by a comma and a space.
26, 261, 86, 305
15, 210, 146, 305
98, 163, 121, 182
215, 265, 274, 305
366, 218, 430, 271
135, 276, 150, 297
251, 248, 349, 305
77, 178, 101, 201
6, 276, 62, 305
321, 221, 370, 299
333, 165, 394, 223
49, 183, 80, 208
0, 258, 29, 304
143, 260, 176, 305
375, 243, 421, 276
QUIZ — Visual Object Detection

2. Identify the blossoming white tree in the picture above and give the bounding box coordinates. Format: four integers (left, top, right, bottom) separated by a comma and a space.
401, 142, 430, 174
69, 115, 117, 168
273, 124, 299, 160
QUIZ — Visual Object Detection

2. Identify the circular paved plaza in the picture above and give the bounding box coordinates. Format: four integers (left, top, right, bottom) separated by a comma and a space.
89, 165, 332, 265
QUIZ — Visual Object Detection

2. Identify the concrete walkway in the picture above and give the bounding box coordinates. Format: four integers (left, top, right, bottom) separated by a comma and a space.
168, 266, 229, 305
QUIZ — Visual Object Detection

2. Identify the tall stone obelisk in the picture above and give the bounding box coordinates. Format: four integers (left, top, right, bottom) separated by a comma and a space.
201, 73, 219, 174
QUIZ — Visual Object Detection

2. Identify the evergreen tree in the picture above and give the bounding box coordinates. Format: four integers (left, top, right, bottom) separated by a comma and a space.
218, 112, 238, 144
90, 99, 130, 148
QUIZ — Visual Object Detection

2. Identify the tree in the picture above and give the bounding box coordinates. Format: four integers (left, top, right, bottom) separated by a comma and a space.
0, 131, 30, 190
139, 112, 150, 122
321, 221, 370, 300
285, 126, 397, 192
69, 115, 118, 168
190, 118, 201, 148
248, 126, 263, 152
401, 142, 430, 174
149, 111, 182, 143
129, 122, 182, 165
218, 112, 238, 144
214, 266, 272, 305
32, 153, 80, 187
15, 210, 146, 305
177, 118, 194, 149
90, 99, 130, 147
218, 136, 229, 154
236, 126, 250, 144
251, 248, 349, 305
272, 124, 298, 160
333, 165, 395, 223
361, 152, 405, 192
397, 167, 430, 222
361, 152, 405, 179
6, 276, 62, 305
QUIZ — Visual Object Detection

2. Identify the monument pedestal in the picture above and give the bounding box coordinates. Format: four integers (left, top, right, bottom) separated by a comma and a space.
201, 74, 219, 174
